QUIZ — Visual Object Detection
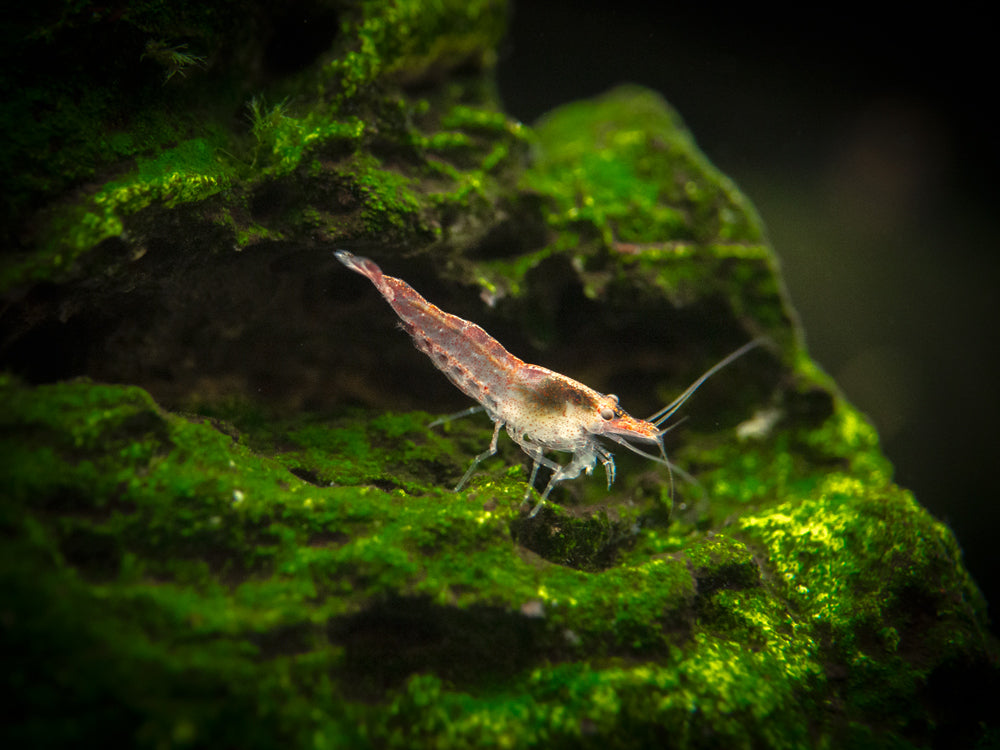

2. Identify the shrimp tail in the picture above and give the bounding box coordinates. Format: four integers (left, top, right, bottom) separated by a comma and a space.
335, 250, 394, 301
335, 250, 523, 412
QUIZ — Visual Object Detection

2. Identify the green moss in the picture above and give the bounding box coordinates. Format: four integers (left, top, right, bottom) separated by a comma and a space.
738, 477, 983, 636
374, 628, 822, 748
3, 373, 993, 746
0, 1, 256, 254
525, 85, 764, 248
1, 0, 513, 294
95, 140, 227, 214
346, 153, 429, 237
441, 103, 524, 135
263, 114, 367, 174
324, 0, 507, 101
0, 72, 200, 231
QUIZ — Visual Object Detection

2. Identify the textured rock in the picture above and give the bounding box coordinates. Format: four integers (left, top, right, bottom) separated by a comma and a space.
1, 2, 996, 748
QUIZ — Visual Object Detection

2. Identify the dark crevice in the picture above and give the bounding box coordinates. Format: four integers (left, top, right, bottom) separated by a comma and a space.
508, 503, 636, 572
327, 596, 550, 698
259, 4, 340, 79
289, 466, 328, 487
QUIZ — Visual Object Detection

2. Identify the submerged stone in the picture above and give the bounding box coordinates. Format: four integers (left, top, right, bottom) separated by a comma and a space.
1, 1, 996, 748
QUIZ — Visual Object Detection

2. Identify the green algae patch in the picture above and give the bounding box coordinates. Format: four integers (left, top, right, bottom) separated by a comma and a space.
525, 85, 764, 248
3, 374, 995, 747
737, 476, 988, 649
325, 0, 507, 100
1, 0, 516, 294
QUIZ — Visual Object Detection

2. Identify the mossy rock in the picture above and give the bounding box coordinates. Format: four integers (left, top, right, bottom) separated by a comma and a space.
1, 1, 996, 748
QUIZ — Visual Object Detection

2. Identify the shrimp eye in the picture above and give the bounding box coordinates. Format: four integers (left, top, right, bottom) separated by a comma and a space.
600, 406, 614, 420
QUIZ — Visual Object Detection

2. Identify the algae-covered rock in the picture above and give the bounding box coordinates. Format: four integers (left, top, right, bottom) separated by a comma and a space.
1, 1, 997, 748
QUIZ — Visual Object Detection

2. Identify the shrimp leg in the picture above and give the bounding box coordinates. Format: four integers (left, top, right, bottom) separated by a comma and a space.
454, 419, 504, 491
428, 405, 485, 428
508, 434, 569, 515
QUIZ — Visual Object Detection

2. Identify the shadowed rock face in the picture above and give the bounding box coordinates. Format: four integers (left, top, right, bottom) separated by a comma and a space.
1, 2, 996, 748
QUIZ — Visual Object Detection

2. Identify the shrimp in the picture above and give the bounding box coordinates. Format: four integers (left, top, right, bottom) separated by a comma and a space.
335, 250, 758, 517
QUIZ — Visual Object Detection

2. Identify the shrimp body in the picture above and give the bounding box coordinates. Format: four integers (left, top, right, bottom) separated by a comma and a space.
334, 250, 521, 416
335, 250, 756, 517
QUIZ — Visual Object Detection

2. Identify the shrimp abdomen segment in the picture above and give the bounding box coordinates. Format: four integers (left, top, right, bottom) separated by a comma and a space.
336, 251, 522, 411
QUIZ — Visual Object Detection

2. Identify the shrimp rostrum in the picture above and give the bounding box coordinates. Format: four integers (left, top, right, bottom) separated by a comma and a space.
335, 251, 757, 518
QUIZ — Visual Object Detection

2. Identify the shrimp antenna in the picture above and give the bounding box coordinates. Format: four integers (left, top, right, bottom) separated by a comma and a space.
603, 432, 676, 500
647, 339, 761, 427
604, 431, 700, 504
605, 432, 672, 468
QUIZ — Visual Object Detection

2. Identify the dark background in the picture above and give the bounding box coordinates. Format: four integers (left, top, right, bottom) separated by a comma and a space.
497, 5, 999, 619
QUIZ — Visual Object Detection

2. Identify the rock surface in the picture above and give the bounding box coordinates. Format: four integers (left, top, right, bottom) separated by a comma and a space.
1, 1, 996, 748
